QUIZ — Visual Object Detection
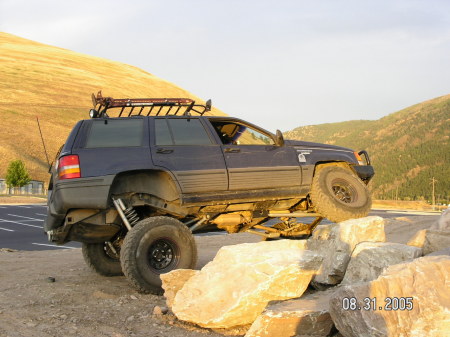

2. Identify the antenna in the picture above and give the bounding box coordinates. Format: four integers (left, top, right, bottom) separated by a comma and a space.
36, 116, 50, 169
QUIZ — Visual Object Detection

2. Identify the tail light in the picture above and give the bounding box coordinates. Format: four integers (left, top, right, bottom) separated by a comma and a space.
58, 155, 81, 179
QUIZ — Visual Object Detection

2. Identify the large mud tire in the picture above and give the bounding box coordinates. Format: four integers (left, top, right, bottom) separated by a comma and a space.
82, 242, 123, 276
311, 166, 371, 223
120, 216, 197, 295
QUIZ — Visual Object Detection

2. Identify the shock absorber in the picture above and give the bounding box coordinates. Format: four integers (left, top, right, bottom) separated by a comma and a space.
123, 205, 140, 226
112, 198, 140, 230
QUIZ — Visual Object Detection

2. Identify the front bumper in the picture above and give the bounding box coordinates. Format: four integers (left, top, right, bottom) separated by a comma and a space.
353, 165, 375, 183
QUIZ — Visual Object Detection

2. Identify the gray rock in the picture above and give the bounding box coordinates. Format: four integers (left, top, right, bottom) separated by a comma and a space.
423, 230, 450, 255
341, 242, 422, 285
431, 207, 450, 230
426, 247, 450, 256
307, 216, 386, 285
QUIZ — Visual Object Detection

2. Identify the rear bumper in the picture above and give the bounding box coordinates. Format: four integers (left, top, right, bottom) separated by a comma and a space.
353, 165, 375, 183
44, 175, 115, 231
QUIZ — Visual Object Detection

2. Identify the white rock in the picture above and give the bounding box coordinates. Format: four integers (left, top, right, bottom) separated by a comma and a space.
170, 240, 322, 329
307, 216, 386, 285
161, 269, 199, 308
329, 255, 450, 337
341, 242, 422, 285
245, 289, 335, 337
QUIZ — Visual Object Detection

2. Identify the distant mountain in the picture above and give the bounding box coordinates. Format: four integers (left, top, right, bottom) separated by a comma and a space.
0, 33, 224, 183
284, 95, 450, 202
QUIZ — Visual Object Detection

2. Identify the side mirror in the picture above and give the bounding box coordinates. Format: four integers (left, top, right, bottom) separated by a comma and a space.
275, 129, 285, 146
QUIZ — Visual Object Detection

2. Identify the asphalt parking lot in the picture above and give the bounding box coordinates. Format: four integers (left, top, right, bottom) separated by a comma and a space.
0, 204, 80, 250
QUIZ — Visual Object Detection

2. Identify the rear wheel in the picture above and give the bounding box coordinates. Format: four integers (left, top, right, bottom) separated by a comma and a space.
82, 242, 123, 276
311, 165, 371, 223
120, 216, 197, 294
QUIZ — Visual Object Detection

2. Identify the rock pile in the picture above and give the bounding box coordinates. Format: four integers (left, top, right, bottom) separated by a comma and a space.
161, 214, 450, 337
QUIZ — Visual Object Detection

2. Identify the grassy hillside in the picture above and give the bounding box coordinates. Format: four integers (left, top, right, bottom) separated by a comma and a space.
285, 95, 450, 202
0, 32, 224, 184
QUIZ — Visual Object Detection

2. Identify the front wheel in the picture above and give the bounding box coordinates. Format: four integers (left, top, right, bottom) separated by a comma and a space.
310, 165, 372, 223
120, 216, 197, 294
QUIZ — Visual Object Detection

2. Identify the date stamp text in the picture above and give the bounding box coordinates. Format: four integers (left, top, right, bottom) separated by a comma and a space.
341, 297, 414, 311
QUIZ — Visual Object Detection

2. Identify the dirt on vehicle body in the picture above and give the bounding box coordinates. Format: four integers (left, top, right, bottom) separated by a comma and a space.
45, 92, 374, 294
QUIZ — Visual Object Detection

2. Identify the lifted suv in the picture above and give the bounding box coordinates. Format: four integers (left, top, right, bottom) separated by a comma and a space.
45, 92, 374, 294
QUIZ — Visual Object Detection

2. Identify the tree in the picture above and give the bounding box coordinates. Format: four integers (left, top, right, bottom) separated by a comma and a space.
6, 160, 31, 192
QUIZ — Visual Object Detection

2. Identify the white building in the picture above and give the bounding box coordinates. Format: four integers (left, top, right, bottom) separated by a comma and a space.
0, 179, 45, 195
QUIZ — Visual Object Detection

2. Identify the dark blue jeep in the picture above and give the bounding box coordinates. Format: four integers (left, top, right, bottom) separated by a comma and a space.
45, 92, 374, 294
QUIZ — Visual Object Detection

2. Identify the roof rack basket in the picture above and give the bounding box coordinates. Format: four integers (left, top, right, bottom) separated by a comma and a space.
90, 91, 212, 118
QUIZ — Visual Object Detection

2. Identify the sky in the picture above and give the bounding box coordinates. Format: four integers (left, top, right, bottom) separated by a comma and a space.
1, 0, 450, 132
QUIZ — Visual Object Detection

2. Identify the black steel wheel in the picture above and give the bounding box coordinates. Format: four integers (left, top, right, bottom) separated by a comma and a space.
120, 216, 197, 294
82, 242, 123, 276
147, 238, 179, 271
311, 165, 372, 223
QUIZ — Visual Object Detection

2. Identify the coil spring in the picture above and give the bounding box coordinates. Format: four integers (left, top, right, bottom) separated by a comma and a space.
123, 207, 140, 226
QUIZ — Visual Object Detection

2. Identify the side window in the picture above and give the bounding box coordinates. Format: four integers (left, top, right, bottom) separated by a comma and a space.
85, 119, 143, 148
211, 121, 274, 145
154, 118, 213, 145
155, 119, 174, 145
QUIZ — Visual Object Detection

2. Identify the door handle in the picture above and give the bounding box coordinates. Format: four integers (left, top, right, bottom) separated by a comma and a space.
156, 148, 173, 154
224, 148, 240, 153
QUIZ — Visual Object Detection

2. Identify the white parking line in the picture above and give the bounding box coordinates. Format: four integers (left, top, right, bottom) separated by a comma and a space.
7, 214, 44, 221
0, 227, 14, 232
0, 219, 42, 228
32, 243, 77, 249
13, 205, 32, 208
36, 213, 47, 217
0, 219, 41, 222
385, 210, 440, 215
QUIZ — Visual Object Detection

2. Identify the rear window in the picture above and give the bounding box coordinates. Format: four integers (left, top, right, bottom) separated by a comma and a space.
85, 119, 143, 148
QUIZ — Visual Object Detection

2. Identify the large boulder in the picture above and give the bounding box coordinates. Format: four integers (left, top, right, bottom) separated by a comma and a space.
169, 240, 322, 329
307, 216, 385, 285
329, 255, 450, 337
408, 229, 450, 255
341, 242, 422, 285
245, 289, 335, 337
161, 269, 199, 307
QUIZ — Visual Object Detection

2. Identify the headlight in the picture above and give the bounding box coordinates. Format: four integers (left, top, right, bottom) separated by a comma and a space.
89, 109, 99, 118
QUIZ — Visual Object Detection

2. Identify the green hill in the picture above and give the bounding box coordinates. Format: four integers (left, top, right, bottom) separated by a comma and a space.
0, 32, 224, 184
284, 95, 450, 203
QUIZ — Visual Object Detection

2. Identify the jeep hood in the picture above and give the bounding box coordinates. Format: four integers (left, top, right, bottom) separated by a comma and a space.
284, 139, 354, 152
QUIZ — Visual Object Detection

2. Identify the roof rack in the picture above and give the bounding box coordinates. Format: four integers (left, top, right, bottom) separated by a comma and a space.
90, 91, 212, 118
